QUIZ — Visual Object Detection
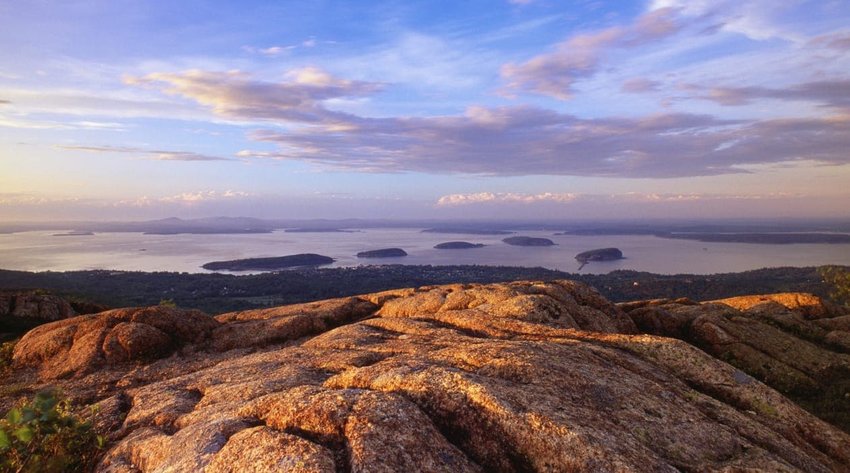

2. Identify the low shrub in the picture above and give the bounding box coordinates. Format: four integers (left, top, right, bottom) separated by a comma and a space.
0, 389, 104, 472
820, 265, 850, 308
0, 341, 13, 375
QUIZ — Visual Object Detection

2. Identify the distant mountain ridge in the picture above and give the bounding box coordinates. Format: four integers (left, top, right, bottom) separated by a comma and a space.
3, 217, 850, 236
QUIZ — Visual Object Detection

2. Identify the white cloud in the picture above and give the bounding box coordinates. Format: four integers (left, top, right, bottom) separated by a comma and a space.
159, 190, 251, 204
436, 191, 807, 207
437, 192, 579, 206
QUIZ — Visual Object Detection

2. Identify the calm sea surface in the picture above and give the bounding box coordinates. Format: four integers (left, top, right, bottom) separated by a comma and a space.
1, 229, 849, 275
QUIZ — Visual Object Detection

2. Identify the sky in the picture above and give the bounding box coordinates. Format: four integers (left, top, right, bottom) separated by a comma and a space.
1, 0, 849, 221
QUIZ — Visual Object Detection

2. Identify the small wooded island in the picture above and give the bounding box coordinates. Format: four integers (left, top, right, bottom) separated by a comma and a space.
202, 253, 335, 271
356, 248, 408, 258
434, 241, 485, 249
575, 248, 624, 270
502, 236, 556, 247
576, 247, 624, 262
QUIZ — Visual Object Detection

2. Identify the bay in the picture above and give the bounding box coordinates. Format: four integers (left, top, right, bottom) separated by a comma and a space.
1, 228, 849, 275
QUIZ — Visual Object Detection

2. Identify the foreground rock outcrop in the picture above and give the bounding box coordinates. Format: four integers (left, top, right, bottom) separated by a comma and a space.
619, 292, 850, 432
12, 306, 218, 379
4, 281, 850, 472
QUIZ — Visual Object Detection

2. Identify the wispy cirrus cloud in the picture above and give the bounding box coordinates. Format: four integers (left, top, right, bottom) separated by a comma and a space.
58, 145, 230, 162
650, 0, 806, 41
0, 115, 127, 130
242, 45, 295, 56
501, 7, 683, 99
243, 38, 319, 57
0, 193, 85, 206
621, 78, 661, 94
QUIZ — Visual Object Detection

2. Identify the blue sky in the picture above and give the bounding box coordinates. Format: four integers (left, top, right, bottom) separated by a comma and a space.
1, 0, 849, 220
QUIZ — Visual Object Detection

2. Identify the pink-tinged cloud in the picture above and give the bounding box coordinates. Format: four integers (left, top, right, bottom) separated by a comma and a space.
501, 8, 682, 99
250, 110, 850, 177
697, 79, 850, 109
132, 70, 850, 178
125, 68, 382, 125
809, 32, 850, 50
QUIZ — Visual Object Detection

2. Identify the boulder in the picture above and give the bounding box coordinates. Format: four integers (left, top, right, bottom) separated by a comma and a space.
0, 290, 75, 323
12, 306, 219, 379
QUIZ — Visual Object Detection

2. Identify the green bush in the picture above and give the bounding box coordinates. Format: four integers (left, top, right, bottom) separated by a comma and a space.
0, 390, 104, 472
819, 265, 850, 308
158, 298, 177, 308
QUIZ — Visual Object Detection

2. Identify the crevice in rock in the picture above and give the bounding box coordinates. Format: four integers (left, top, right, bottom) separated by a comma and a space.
353, 322, 409, 338
409, 407, 487, 471
691, 393, 830, 472
696, 340, 819, 394
282, 426, 351, 473
407, 393, 536, 472
412, 317, 490, 339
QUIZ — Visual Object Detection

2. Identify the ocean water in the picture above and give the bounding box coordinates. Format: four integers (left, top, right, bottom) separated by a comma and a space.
1, 228, 849, 275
